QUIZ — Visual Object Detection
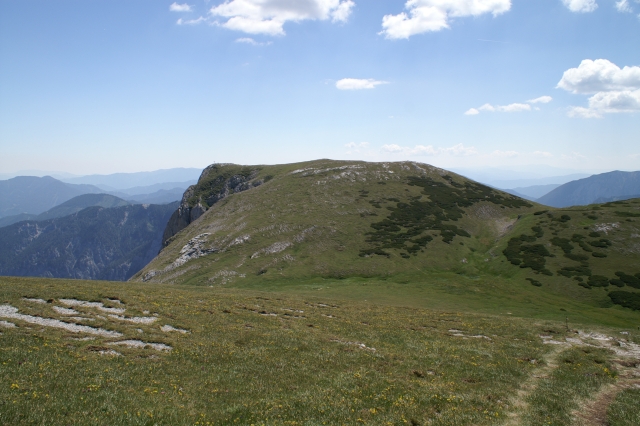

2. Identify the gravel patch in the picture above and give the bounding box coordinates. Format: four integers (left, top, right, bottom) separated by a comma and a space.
0, 305, 122, 338
59, 299, 125, 314
107, 340, 172, 352
108, 315, 158, 324
22, 298, 47, 304
0, 320, 16, 328
161, 325, 190, 334
52, 306, 79, 315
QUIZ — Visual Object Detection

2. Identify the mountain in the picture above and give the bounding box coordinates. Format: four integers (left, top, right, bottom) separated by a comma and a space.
488, 173, 590, 189
125, 188, 185, 205
537, 171, 640, 207
503, 184, 562, 201
0, 176, 103, 218
62, 168, 202, 190
0, 202, 178, 281
115, 180, 197, 196
133, 160, 640, 315
0, 194, 131, 228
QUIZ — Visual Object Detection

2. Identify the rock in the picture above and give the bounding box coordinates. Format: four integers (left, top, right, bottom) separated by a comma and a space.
161, 164, 263, 247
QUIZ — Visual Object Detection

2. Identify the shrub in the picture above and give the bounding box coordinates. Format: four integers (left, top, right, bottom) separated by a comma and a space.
609, 279, 625, 288
551, 237, 574, 254
558, 266, 592, 278
589, 239, 611, 248
526, 278, 542, 287
591, 252, 607, 258
609, 291, 640, 310
615, 272, 640, 289
588, 275, 609, 287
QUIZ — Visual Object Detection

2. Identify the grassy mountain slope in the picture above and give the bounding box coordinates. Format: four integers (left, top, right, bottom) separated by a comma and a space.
0, 202, 177, 281
1, 276, 637, 425
133, 160, 640, 327
538, 170, 640, 207
0, 176, 104, 218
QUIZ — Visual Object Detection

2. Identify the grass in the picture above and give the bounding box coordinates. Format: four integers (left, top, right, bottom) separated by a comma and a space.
607, 388, 640, 426
3, 275, 632, 425
521, 346, 616, 425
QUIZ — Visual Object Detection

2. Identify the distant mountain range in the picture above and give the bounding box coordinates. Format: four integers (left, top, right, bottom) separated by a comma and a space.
0, 202, 178, 281
0, 175, 197, 221
502, 184, 562, 201
0, 194, 131, 228
62, 168, 202, 190
0, 176, 104, 218
537, 171, 640, 207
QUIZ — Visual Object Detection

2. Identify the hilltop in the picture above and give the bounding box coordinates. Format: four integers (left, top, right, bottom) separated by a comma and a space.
133, 160, 640, 326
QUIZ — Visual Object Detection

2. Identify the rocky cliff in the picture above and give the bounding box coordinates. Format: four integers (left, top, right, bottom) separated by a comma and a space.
161, 164, 266, 247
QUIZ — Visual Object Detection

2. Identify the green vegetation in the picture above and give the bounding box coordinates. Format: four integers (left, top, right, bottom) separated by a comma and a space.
607, 388, 640, 425
522, 347, 616, 425
609, 291, 640, 310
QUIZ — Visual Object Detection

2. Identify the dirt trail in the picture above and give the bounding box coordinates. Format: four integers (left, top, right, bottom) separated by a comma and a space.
503, 331, 640, 426
572, 359, 640, 426
503, 345, 566, 426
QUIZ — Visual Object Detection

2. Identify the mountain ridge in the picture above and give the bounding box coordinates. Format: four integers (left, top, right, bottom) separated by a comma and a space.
537, 170, 640, 207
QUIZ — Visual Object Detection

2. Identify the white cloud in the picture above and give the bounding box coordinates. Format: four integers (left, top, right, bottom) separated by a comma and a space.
562, 0, 598, 13
380, 0, 511, 39
467, 96, 554, 115
170, 3, 193, 12
331, 0, 355, 22
527, 95, 553, 104
177, 16, 206, 25
615, 0, 632, 12
235, 37, 272, 45
336, 78, 388, 90
381, 143, 477, 156
209, 0, 356, 36
475, 102, 532, 113
559, 59, 640, 117
587, 89, 640, 112
533, 151, 553, 158
557, 59, 640, 94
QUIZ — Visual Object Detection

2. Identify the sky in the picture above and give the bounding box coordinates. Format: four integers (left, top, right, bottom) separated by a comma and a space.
1, 0, 639, 177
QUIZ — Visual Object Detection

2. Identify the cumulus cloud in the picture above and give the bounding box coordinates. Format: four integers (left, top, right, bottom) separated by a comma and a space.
336, 78, 388, 90
466, 96, 553, 115
235, 37, 272, 45
562, 0, 598, 13
533, 151, 553, 158
209, 0, 356, 36
170, 3, 193, 12
558, 59, 640, 117
615, 0, 632, 12
380, 0, 511, 39
557, 59, 640, 94
177, 16, 206, 25
381, 143, 478, 157
528, 95, 553, 104
480, 103, 531, 112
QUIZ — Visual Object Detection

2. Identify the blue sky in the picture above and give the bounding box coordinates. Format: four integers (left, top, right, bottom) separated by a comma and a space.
1, 0, 639, 176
